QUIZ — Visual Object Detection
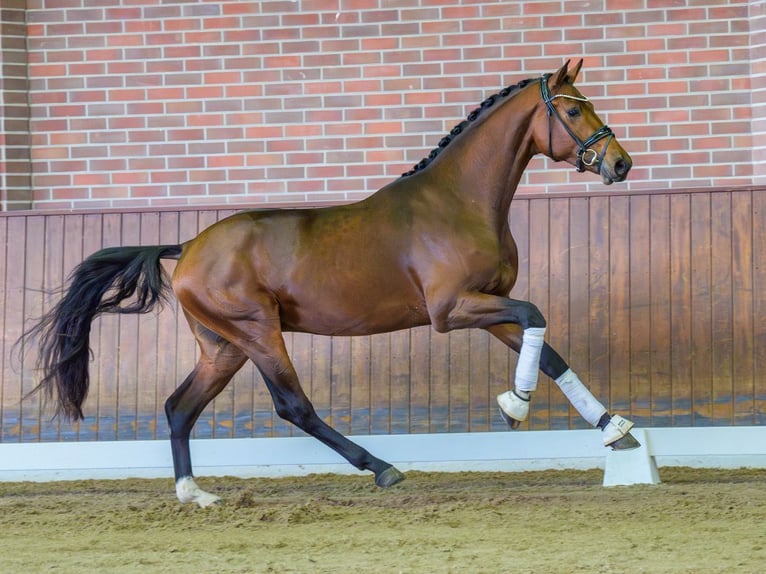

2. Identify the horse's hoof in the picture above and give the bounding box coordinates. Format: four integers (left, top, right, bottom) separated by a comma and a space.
609, 431, 641, 451
499, 408, 522, 430
602, 414, 635, 447
375, 466, 406, 488
497, 391, 528, 429
196, 493, 223, 508
176, 476, 222, 508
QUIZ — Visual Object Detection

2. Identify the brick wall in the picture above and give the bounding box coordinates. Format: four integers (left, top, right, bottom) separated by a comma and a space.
0, 0, 32, 210
753, 0, 766, 184
16, 0, 762, 210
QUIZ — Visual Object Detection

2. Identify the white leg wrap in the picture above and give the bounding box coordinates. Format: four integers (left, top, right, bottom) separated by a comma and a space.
554, 368, 607, 427
514, 327, 546, 393
175, 476, 221, 508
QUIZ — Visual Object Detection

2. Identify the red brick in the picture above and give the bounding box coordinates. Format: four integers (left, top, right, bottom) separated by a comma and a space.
365, 149, 404, 164
669, 122, 708, 137
267, 140, 304, 152
112, 171, 149, 185
286, 180, 325, 193
30, 63, 67, 76
648, 112, 690, 131
284, 124, 323, 138
307, 165, 343, 179
49, 104, 86, 117
564, 26, 605, 43
108, 61, 145, 75
327, 177, 365, 192
689, 49, 730, 64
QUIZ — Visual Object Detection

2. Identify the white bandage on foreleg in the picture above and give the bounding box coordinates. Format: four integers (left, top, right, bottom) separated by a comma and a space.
514, 327, 546, 393
554, 368, 607, 427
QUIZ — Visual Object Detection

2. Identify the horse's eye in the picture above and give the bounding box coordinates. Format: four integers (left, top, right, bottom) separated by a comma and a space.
567, 107, 580, 118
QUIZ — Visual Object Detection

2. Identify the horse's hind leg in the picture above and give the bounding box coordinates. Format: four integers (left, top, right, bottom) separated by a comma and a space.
260, 336, 404, 487
261, 363, 404, 487
218, 311, 404, 488
165, 319, 247, 507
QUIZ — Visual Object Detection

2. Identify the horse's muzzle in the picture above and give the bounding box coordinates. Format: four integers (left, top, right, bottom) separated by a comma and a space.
602, 155, 632, 185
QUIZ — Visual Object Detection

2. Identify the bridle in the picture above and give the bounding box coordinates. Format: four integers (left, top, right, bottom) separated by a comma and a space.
540, 74, 614, 173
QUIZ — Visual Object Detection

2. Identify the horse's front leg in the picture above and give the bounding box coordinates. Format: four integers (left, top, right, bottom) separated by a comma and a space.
488, 323, 639, 450
427, 291, 637, 449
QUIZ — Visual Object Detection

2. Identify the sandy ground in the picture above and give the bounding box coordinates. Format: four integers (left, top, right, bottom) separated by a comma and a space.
0, 468, 764, 574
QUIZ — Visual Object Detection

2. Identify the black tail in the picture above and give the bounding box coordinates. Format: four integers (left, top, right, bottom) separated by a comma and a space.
23, 244, 183, 420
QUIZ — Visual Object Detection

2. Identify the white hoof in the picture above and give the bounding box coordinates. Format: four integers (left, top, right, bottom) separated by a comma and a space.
602, 414, 635, 447
497, 390, 529, 425
175, 476, 221, 508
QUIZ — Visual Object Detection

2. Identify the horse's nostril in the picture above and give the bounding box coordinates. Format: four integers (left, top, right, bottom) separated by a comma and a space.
614, 158, 629, 176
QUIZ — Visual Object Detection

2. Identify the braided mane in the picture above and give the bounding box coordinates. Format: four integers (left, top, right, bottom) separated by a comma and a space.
401, 77, 537, 178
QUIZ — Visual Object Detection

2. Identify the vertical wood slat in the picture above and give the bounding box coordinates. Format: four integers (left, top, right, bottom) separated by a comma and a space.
548, 198, 571, 430
117, 213, 140, 440
0, 216, 7, 441
568, 197, 590, 429
40, 214, 65, 441
669, 194, 693, 426
710, 193, 734, 425
629, 195, 651, 426
468, 328, 490, 432
22, 216, 45, 442
448, 329, 470, 432
731, 192, 755, 425
137, 212, 160, 440
588, 195, 611, 422
2, 188, 764, 444
96, 213, 120, 440
527, 198, 550, 429
330, 336, 352, 435
155, 211, 180, 440
390, 329, 411, 434
609, 196, 631, 419
408, 325, 430, 433
691, 194, 713, 425
753, 191, 766, 422
428, 330, 450, 433
649, 194, 672, 427
3, 216, 26, 442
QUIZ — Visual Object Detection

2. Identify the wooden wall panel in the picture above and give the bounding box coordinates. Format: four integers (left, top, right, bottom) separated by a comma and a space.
649, 194, 672, 427
3, 216, 26, 441
0, 216, 7, 439
587, 196, 611, 425
1, 188, 764, 443
669, 194, 693, 426
754, 192, 766, 422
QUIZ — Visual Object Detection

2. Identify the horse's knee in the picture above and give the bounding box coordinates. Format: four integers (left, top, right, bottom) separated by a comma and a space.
520, 302, 546, 329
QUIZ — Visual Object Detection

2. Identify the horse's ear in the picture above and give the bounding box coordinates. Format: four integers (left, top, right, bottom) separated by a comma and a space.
551, 60, 571, 88
551, 59, 583, 88
567, 59, 583, 84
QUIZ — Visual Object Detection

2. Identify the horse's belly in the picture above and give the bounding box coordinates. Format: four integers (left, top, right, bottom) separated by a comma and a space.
278, 287, 430, 336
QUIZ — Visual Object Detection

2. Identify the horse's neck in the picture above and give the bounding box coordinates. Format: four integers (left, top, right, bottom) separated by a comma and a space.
424, 94, 537, 221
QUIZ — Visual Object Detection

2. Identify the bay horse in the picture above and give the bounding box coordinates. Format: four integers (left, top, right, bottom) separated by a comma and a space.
25, 60, 636, 507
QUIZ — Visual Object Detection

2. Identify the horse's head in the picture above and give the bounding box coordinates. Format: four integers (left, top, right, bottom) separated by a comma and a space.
532, 59, 632, 185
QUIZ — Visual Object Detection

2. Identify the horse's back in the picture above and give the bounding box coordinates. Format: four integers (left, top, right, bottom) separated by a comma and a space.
172, 200, 432, 336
